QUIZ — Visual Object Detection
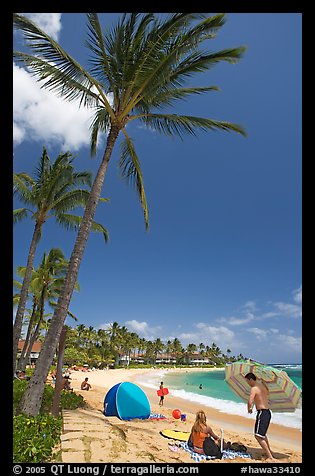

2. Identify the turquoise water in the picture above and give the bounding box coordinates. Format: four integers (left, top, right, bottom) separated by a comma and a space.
162, 364, 302, 404
137, 364, 302, 430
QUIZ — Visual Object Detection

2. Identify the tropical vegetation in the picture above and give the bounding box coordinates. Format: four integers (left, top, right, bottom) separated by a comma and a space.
58, 321, 246, 368
13, 12, 246, 416
14, 248, 80, 372
13, 378, 85, 463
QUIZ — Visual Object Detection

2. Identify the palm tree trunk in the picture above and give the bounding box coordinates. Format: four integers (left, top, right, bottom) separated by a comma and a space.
19, 285, 46, 370
20, 312, 43, 371
13, 221, 42, 375
52, 326, 67, 417
18, 126, 120, 416
18, 300, 37, 371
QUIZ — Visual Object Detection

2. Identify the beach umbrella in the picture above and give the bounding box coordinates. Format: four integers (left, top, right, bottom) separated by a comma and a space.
225, 359, 301, 413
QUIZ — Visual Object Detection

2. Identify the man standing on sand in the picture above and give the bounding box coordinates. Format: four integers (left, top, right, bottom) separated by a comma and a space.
159, 381, 165, 406
245, 372, 275, 461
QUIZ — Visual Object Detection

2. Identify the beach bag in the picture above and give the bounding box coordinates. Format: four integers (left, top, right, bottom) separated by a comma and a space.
230, 442, 247, 453
203, 437, 222, 459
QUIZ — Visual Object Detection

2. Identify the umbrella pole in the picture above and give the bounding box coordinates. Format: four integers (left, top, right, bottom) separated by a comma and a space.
220, 428, 224, 452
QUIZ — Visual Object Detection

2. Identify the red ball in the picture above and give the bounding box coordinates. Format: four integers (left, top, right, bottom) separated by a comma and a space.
172, 409, 181, 419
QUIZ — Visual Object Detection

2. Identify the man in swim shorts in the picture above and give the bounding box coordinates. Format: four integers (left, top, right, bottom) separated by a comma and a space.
159, 381, 165, 406
245, 372, 275, 460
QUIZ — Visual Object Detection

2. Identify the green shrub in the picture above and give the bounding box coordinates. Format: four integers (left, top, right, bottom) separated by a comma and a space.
13, 413, 62, 463
13, 379, 28, 412
13, 379, 86, 463
60, 390, 85, 409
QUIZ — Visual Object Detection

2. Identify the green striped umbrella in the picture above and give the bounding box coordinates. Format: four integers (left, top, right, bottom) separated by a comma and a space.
225, 359, 301, 413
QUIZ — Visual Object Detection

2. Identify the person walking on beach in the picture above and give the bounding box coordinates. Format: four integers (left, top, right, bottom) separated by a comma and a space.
245, 372, 275, 461
159, 381, 165, 406
188, 410, 229, 458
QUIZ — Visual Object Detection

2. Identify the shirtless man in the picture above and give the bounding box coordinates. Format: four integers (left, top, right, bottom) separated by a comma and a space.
81, 377, 92, 391
159, 382, 165, 406
245, 372, 275, 460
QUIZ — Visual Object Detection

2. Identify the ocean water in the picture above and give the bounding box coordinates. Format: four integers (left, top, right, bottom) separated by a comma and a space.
136, 364, 302, 430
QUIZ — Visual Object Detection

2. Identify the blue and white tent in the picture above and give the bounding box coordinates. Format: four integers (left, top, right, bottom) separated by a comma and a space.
103, 382, 151, 420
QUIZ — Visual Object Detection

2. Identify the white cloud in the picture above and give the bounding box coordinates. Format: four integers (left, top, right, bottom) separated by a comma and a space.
189, 323, 236, 352
178, 332, 200, 341
247, 327, 269, 340
22, 13, 62, 40
293, 286, 302, 304
243, 301, 257, 312
273, 333, 302, 353
260, 311, 278, 319
218, 312, 255, 326
13, 63, 96, 151
246, 327, 301, 355
273, 302, 301, 318
125, 319, 162, 341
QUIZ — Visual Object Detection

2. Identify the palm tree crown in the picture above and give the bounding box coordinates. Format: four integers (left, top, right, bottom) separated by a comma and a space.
13, 147, 108, 239
14, 13, 246, 229
13, 148, 108, 374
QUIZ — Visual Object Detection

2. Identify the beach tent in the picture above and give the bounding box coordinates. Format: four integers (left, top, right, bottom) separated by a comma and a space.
103, 382, 151, 420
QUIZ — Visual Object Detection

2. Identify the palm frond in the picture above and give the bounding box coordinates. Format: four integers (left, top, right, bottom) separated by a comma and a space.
169, 47, 247, 85
13, 14, 111, 111
14, 173, 36, 186
13, 208, 30, 224
89, 107, 111, 156
138, 113, 246, 139
13, 280, 22, 289
85, 14, 114, 91
122, 14, 235, 115
51, 189, 92, 212
34, 147, 50, 184
54, 213, 109, 243
119, 132, 149, 229
51, 171, 92, 205
13, 173, 34, 204
90, 221, 110, 243
137, 85, 220, 111
49, 300, 78, 320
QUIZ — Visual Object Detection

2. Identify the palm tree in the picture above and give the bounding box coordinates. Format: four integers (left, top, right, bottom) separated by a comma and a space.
13, 147, 108, 375
14, 12, 246, 415
153, 338, 165, 364
15, 248, 79, 370
186, 343, 197, 364
172, 337, 183, 363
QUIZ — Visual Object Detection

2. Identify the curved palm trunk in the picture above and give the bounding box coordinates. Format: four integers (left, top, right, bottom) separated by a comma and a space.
13, 222, 42, 375
18, 126, 119, 416
20, 287, 46, 371
19, 286, 47, 370
18, 300, 37, 371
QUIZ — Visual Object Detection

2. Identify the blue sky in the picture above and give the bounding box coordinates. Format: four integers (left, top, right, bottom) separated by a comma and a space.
13, 13, 302, 364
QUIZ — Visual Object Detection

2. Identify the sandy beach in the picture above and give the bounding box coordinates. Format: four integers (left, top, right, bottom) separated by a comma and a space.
65, 367, 302, 463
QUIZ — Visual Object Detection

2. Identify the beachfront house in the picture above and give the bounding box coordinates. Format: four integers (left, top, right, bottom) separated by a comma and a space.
155, 353, 177, 365
17, 340, 42, 366
185, 352, 210, 366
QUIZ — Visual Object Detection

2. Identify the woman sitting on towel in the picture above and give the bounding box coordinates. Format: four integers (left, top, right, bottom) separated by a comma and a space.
188, 410, 229, 458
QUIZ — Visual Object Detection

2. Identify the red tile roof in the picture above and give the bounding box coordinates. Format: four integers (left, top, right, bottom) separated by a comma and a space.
18, 340, 42, 352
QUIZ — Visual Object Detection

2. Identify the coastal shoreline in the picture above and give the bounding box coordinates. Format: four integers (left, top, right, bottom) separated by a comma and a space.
65, 367, 302, 462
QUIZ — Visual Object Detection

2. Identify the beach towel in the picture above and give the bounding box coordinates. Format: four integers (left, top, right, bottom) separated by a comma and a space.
149, 412, 167, 420
180, 442, 252, 462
